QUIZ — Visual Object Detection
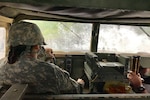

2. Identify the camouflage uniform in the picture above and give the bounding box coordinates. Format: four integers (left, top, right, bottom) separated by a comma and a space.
0, 21, 80, 94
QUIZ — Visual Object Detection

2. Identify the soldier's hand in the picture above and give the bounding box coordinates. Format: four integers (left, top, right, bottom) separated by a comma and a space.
77, 78, 85, 87
127, 71, 143, 88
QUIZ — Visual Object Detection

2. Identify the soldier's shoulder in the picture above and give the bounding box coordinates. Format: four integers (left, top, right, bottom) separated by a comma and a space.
36, 61, 57, 69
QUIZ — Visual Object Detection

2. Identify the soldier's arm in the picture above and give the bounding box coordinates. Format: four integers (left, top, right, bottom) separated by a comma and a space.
53, 64, 84, 94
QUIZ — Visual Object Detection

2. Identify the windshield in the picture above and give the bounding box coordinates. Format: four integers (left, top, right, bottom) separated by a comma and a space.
25, 20, 92, 52
98, 24, 150, 54
25, 20, 150, 54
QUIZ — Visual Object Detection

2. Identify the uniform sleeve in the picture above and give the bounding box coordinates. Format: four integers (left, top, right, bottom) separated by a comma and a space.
52, 63, 80, 94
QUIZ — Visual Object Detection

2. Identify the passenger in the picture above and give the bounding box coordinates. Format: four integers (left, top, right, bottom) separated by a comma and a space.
38, 46, 56, 64
0, 21, 84, 94
127, 71, 148, 93
45, 48, 56, 63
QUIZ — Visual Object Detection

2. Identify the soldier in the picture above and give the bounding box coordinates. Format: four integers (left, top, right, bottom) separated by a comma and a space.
37, 46, 56, 64
0, 21, 84, 94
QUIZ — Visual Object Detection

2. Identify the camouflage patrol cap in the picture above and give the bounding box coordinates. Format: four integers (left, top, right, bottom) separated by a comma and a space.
8, 21, 46, 46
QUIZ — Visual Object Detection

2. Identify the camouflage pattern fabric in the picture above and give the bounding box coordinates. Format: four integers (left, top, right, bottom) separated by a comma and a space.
8, 21, 46, 46
0, 51, 80, 94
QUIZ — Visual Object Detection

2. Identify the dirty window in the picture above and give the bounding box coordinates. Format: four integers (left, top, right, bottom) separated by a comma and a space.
25, 20, 92, 52
98, 24, 150, 54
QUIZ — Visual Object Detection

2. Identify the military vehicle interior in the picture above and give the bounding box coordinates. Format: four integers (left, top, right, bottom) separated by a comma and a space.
1, 0, 150, 100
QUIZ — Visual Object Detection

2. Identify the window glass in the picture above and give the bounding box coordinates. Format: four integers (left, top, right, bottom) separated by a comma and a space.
98, 24, 150, 53
25, 20, 92, 52
0, 27, 6, 59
